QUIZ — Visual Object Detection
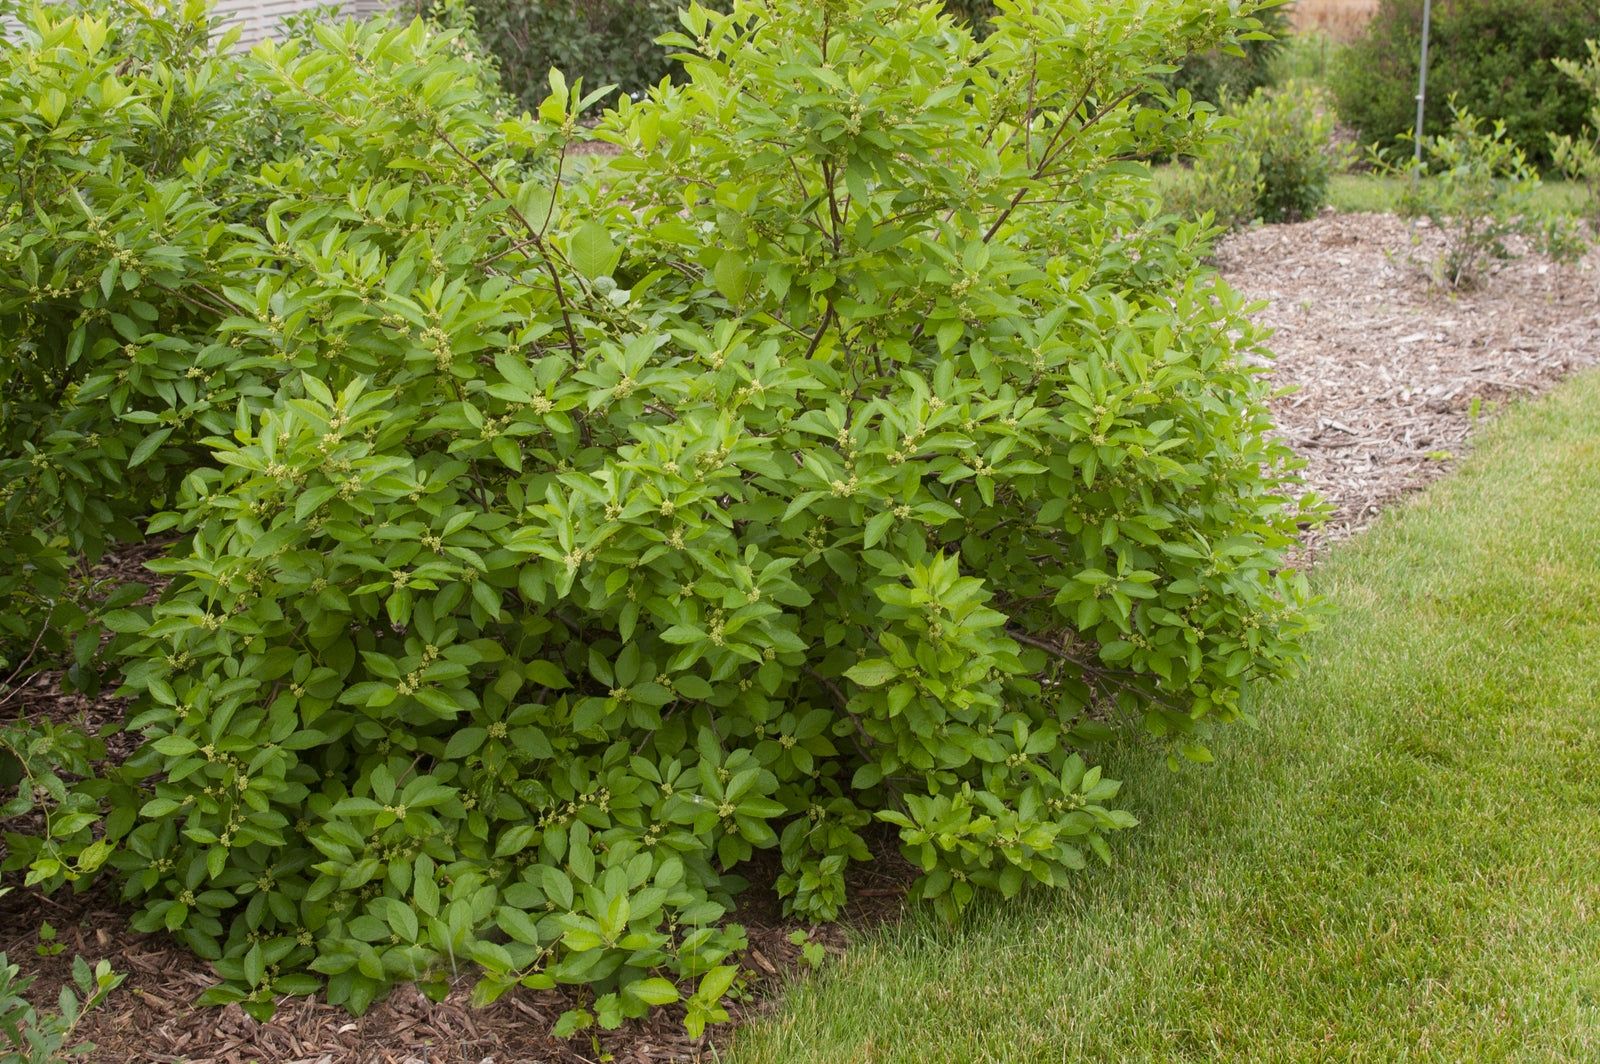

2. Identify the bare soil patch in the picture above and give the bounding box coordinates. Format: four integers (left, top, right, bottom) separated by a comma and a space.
2, 210, 1597, 1063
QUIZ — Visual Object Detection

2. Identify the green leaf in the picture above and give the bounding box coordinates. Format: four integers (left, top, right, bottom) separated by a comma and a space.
127, 427, 173, 468
495, 350, 542, 395
851, 762, 884, 790
843, 660, 897, 687
935, 319, 963, 353
864, 511, 894, 549
494, 823, 540, 858
713, 249, 750, 304
243, 942, 265, 987
387, 904, 419, 943
445, 727, 488, 760
696, 964, 739, 1003
627, 977, 680, 1006
570, 222, 617, 280
525, 660, 571, 689
496, 906, 543, 946
101, 609, 149, 634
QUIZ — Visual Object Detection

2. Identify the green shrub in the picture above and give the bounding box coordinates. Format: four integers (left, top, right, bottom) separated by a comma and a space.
442, 0, 722, 113
449, 0, 1288, 122
1164, 2, 1291, 107
1, 0, 1319, 1036
1164, 146, 1263, 231
0, 0, 265, 697
1550, 39, 1600, 228
1252, 81, 1348, 222
0, 894, 122, 1064
1167, 80, 1346, 227
1385, 101, 1590, 286
1330, 0, 1600, 171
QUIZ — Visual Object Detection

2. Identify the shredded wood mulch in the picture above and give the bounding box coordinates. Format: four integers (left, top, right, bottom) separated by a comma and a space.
1222, 210, 1600, 559
0, 840, 907, 1064
2, 208, 1597, 1062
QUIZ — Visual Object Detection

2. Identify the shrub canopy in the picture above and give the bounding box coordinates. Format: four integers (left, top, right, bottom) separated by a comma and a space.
1330, 0, 1600, 170
437, 0, 719, 112
0, 0, 1316, 1034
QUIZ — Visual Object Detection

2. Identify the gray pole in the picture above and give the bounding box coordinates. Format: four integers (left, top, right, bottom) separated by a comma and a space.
1413, 0, 1433, 174
1408, 0, 1433, 241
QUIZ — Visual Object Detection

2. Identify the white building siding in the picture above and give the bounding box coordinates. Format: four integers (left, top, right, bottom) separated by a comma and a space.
0, 1, 397, 51
212, 0, 396, 49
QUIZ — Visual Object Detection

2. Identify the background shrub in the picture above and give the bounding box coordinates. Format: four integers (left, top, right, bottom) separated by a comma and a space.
441, 0, 725, 113
1163, 142, 1263, 231
454, 0, 1289, 117
1, 0, 1317, 1036
1549, 39, 1600, 228
1164, 2, 1292, 108
1167, 80, 1346, 227
1385, 101, 1589, 287
1329, 0, 1600, 171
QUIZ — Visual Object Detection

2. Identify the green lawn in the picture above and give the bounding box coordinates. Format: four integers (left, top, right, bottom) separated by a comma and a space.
1151, 165, 1591, 218
726, 370, 1600, 1063
1327, 172, 1591, 216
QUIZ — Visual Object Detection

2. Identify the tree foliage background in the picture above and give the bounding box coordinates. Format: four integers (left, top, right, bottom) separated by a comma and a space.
1330, 0, 1600, 170
443, 0, 1291, 116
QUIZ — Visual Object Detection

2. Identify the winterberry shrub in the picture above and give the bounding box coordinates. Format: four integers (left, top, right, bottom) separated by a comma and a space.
1386, 100, 1590, 288
0, 0, 1319, 1036
1167, 80, 1349, 228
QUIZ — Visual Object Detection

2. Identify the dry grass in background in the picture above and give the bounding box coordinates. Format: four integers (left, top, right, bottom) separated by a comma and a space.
1289, 0, 1379, 42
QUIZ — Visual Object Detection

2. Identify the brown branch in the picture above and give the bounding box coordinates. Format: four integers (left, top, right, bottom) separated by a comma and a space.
821, 159, 844, 253
982, 82, 1143, 245
151, 283, 236, 320
1006, 628, 1093, 667
0, 616, 53, 710
800, 304, 836, 362
803, 664, 874, 757
434, 128, 582, 362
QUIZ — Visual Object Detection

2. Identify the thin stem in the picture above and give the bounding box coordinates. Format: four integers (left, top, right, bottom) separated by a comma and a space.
0, 614, 53, 711
1006, 628, 1093, 667
982, 82, 1143, 245
804, 665, 876, 760
435, 128, 583, 362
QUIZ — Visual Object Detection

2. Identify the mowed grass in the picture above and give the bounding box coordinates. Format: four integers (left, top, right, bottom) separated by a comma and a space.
1150, 166, 1591, 220
1327, 173, 1592, 217
726, 370, 1600, 1063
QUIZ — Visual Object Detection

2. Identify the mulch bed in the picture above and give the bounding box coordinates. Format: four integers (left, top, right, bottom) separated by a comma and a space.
0, 852, 912, 1064
2, 208, 1597, 1063
1224, 210, 1600, 559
